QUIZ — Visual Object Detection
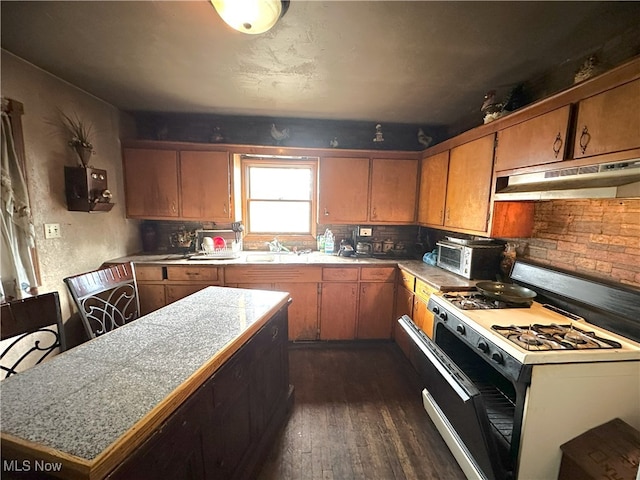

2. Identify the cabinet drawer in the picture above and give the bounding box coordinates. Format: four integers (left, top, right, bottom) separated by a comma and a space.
135, 265, 164, 281
166, 266, 218, 281
398, 269, 416, 291
225, 266, 321, 283
415, 278, 437, 302
360, 267, 396, 282
322, 267, 359, 281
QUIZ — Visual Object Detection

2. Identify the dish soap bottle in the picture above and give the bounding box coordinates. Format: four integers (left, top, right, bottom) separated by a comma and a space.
324, 229, 334, 255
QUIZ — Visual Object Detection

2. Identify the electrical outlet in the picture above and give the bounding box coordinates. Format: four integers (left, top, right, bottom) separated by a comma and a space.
44, 223, 61, 239
359, 227, 372, 237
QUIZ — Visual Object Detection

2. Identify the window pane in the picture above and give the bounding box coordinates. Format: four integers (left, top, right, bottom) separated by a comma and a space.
249, 201, 311, 233
249, 167, 312, 200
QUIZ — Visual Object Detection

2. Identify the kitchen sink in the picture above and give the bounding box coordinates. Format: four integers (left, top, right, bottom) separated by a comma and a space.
244, 252, 310, 263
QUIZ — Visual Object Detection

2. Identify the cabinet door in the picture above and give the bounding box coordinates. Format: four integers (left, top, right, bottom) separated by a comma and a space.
107, 387, 209, 480
274, 282, 318, 341
123, 148, 179, 218
370, 159, 418, 223
165, 284, 209, 304
180, 150, 232, 221
357, 282, 395, 339
319, 282, 358, 340
573, 79, 640, 159
137, 283, 166, 315
251, 310, 288, 434
495, 105, 571, 171
318, 157, 369, 223
418, 151, 449, 226
445, 135, 495, 233
413, 295, 435, 339
207, 354, 253, 480
394, 285, 414, 359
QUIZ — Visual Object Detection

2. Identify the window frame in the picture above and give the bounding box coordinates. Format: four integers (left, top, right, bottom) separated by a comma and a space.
241, 157, 318, 243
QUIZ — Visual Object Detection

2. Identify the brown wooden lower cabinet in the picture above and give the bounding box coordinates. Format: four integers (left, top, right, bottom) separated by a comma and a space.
106, 308, 290, 480
412, 295, 435, 339
137, 283, 166, 316
319, 282, 358, 340
393, 284, 414, 358
357, 282, 395, 339
274, 282, 318, 341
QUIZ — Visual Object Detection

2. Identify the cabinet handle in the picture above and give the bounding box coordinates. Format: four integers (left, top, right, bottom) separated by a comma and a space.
372, 207, 377, 219
185, 272, 200, 276
272, 326, 279, 340
552, 132, 563, 158
223, 203, 227, 214
579, 126, 591, 155
439, 208, 444, 223
445, 208, 450, 223
171, 202, 177, 213
324, 207, 329, 216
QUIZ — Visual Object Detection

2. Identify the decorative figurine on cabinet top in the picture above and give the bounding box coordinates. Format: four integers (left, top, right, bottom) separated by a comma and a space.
373, 124, 384, 143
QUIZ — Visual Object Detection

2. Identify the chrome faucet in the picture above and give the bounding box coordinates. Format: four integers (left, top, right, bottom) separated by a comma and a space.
266, 238, 289, 252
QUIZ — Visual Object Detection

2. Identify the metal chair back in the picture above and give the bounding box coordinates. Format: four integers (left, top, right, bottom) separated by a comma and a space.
0, 292, 65, 379
64, 262, 140, 339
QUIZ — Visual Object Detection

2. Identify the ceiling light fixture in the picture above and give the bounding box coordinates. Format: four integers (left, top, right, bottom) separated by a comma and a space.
211, 0, 290, 35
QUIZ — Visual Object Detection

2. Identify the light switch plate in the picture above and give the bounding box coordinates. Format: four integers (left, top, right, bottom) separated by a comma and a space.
359, 227, 372, 237
44, 223, 61, 239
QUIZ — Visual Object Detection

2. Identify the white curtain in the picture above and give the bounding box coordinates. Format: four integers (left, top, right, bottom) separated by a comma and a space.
1, 111, 37, 301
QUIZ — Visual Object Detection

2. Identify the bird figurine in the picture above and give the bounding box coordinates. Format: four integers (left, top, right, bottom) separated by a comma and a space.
417, 128, 432, 148
329, 137, 339, 148
481, 90, 506, 124
270, 124, 290, 144
574, 54, 601, 84
373, 124, 384, 143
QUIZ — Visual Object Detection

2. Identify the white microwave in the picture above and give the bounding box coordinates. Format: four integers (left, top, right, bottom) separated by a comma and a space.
436, 240, 503, 279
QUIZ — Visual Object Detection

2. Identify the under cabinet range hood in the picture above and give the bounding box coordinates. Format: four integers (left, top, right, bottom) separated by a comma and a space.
494, 159, 640, 200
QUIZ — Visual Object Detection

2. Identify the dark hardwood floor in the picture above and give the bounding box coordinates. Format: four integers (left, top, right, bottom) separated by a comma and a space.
257, 342, 465, 480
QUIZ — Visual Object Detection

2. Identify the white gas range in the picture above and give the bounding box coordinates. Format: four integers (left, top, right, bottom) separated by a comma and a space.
432, 292, 640, 365
399, 261, 640, 480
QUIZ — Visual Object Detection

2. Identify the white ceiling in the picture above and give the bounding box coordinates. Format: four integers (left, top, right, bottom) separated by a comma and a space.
2, 1, 639, 127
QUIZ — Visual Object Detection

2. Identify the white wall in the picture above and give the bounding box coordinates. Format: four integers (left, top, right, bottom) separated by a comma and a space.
1, 50, 141, 347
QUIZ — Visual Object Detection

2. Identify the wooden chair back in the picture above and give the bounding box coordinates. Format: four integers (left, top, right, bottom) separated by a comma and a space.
64, 262, 140, 339
0, 292, 65, 379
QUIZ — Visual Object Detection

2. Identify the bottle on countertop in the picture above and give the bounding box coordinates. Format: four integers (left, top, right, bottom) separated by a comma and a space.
324, 229, 334, 255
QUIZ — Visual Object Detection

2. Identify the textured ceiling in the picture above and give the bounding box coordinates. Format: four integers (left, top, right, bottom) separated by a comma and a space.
2, 1, 640, 127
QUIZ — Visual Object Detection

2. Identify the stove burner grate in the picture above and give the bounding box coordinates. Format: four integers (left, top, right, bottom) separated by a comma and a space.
492, 324, 622, 350
444, 292, 532, 310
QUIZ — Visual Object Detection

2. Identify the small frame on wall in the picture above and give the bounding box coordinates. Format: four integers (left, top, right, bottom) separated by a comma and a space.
64, 166, 114, 212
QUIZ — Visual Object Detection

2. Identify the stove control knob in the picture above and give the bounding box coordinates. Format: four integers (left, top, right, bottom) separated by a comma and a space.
477, 341, 489, 354
491, 352, 504, 364
456, 324, 465, 335
439, 311, 448, 322
432, 306, 440, 316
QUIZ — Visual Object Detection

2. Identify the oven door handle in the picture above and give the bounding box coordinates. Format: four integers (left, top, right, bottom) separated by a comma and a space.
399, 316, 475, 402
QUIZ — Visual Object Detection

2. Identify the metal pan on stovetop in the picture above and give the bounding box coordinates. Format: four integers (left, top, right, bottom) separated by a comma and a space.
475, 281, 537, 304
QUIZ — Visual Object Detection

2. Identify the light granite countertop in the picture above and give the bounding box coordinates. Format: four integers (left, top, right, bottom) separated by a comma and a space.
108, 251, 477, 291
0, 287, 290, 477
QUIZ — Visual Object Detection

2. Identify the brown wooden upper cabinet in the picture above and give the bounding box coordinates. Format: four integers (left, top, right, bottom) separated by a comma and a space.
318, 156, 370, 224
123, 148, 179, 218
123, 147, 233, 221
180, 150, 231, 221
370, 158, 418, 223
319, 156, 418, 224
445, 134, 495, 233
573, 79, 640, 159
494, 105, 571, 172
419, 135, 495, 234
418, 151, 449, 226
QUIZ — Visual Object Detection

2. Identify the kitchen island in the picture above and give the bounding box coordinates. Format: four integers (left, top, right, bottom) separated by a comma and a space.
1, 287, 292, 480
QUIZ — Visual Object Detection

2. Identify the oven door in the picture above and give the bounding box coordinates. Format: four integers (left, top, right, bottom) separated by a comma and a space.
399, 315, 506, 480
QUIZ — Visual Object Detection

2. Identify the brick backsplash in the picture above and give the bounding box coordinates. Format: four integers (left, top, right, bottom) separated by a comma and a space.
513, 199, 640, 288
